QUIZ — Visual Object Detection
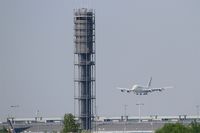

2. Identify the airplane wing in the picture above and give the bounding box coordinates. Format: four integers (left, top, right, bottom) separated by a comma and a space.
150, 86, 173, 92
117, 87, 132, 93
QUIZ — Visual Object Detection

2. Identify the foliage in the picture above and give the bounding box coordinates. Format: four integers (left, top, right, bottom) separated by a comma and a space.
156, 121, 200, 133
62, 113, 79, 133
155, 123, 189, 133
0, 127, 8, 133
188, 120, 200, 133
81, 130, 90, 133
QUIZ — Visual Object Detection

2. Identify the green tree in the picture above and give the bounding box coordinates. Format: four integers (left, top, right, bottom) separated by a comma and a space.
188, 120, 200, 133
0, 127, 8, 133
62, 113, 79, 133
155, 123, 190, 133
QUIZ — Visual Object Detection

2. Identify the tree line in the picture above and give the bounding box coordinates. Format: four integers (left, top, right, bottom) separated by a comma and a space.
155, 121, 200, 133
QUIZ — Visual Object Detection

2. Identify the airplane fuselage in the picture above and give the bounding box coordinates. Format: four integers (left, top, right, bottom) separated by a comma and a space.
132, 85, 150, 95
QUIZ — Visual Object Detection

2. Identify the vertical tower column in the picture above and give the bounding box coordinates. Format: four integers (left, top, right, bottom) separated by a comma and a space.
74, 8, 96, 130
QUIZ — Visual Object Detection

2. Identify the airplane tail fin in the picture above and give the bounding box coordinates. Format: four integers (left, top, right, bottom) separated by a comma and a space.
147, 77, 152, 88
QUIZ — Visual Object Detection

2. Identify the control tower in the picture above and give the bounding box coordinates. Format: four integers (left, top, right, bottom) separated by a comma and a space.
74, 8, 96, 130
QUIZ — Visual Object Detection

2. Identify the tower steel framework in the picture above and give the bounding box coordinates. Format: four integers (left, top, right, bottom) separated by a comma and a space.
74, 8, 96, 130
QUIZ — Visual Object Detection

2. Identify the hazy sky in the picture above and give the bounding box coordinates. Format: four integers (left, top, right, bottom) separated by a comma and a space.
0, 0, 200, 122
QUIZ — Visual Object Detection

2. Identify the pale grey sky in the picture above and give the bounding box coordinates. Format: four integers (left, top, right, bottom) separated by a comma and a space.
0, 0, 200, 122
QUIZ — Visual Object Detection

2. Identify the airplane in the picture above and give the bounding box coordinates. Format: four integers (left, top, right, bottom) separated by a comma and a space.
117, 77, 172, 95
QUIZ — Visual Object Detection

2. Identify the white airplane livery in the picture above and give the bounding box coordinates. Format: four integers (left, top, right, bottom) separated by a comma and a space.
117, 77, 172, 95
